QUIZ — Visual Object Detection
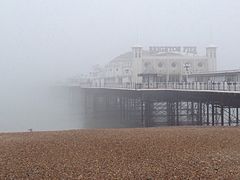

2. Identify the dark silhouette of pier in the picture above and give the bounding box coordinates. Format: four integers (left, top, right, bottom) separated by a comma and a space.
68, 82, 240, 128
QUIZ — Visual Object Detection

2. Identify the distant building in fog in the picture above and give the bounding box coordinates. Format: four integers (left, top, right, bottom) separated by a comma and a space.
90, 45, 217, 86
188, 69, 240, 83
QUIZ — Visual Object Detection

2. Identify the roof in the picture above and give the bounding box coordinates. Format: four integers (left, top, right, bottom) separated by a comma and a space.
109, 52, 132, 63
190, 69, 240, 76
155, 52, 184, 57
206, 44, 217, 48
109, 47, 206, 64
109, 50, 150, 63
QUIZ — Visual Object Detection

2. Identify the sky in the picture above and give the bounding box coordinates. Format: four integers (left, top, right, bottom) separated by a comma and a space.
1, 0, 240, 131
1, 0, 240, 83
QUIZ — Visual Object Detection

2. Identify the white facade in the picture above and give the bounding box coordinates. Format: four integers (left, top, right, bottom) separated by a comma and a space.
91, 45, 217, 86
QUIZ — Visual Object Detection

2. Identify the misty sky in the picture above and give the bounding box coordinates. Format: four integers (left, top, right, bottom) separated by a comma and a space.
1, 0, 240, 132
1, 0, 240, 83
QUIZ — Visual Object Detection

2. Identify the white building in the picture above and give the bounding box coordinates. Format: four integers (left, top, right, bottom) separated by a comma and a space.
90, 45, 217, 86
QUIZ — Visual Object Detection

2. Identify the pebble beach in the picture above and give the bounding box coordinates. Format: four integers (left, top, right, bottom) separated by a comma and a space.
1, 127, 240, 179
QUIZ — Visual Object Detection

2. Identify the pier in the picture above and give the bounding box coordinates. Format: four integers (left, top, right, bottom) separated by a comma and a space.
70, 82, 240, 128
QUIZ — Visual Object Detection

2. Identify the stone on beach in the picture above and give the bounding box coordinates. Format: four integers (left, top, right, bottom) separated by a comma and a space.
0, 127, 240, 179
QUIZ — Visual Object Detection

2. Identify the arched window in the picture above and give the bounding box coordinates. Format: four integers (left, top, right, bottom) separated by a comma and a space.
171, 62, 176, 68
198, 62, 203, 68
158, 62, 163, 68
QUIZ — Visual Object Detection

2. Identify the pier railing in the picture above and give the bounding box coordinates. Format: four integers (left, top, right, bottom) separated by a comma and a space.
79, 81, 240, 92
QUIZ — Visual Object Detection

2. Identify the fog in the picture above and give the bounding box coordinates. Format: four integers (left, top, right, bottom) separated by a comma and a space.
1, 0, 240, 132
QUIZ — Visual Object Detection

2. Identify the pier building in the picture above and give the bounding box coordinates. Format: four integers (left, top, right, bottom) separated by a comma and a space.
90, 45, 217, 87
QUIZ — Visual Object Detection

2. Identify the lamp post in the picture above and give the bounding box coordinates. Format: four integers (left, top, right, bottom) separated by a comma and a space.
183, 63, 191, 82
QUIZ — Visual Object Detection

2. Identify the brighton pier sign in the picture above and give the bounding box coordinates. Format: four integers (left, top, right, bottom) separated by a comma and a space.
149, 46, 197, 54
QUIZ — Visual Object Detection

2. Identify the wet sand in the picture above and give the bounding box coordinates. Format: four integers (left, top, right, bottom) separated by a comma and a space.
0, 127, 240, 179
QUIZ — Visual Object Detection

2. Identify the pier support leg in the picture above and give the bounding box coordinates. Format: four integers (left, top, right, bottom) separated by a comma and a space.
221, 106, 224, 126
212, 104, 215, 126
176, 101, 179, 126
199, 102, 202, 125
191, 102, 194, 125
145, 100, 152, 127
237, 108, 239, 126
229, 107, 231, 126
141, 100, 144, 127
207, 103, 209, 126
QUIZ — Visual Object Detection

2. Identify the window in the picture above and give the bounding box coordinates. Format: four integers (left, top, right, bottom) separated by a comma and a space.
144, 62, 150, 67
158, 62, 163, 68
171, 62, 176, 68
198, 62, 203, 67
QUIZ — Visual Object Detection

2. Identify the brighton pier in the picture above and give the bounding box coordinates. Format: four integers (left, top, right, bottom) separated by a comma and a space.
66, 46, 240, 128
